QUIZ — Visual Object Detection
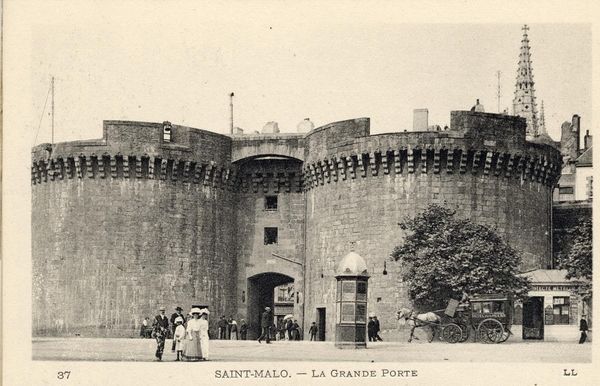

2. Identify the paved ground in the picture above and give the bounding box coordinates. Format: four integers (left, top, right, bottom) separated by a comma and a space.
32, 337, 591, 363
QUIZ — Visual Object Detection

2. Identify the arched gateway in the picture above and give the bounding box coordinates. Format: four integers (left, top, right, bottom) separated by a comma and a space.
246, 272, 296, 339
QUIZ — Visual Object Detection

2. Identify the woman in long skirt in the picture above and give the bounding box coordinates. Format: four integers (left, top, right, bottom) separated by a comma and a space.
198, 311, 210, 360
182, 308, 203, 361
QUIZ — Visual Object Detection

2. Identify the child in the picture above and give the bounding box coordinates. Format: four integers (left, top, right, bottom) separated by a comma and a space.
173, 317, 186, 361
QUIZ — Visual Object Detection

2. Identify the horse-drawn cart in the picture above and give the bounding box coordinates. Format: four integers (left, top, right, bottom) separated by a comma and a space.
398, 293, 514, 344
441, 293, 514, 344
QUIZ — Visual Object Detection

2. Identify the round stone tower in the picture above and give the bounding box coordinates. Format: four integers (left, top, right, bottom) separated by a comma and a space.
31, 121, 238, 336
301, 112, 561, 337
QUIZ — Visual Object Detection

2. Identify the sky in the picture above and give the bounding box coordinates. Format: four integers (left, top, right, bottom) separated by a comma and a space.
19, 4, 594, 145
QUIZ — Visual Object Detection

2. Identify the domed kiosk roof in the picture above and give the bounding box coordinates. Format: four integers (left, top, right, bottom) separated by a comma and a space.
336, 252, 369, 277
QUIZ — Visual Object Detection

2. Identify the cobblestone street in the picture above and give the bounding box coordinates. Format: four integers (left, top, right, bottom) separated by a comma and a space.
32, 337, 591, 363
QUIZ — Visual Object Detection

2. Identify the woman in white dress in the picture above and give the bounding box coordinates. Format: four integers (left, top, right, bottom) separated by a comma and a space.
198, 309, 210, 360
182, 308, 203, 361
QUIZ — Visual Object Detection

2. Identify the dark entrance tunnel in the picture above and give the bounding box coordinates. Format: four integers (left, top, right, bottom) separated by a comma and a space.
247, 272, 294, 339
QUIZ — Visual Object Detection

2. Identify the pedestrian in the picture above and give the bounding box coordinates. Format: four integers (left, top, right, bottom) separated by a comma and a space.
198, 309, 210, 360
309, 322, 318, 341
239, 319, 248, 340
218, 316, 227, 340
154, 306, 169, 337
257, 307, 273, 344
579, 315, 589, 344
230, 318, 238, 340
286, 318, 294, 341
292, 320, 301, 340
367, 317, 376, 342
140, 317, 149, 338
152, 308, 168, 361
183, 307, 204, 361
374, 316, 383, 341
226, 317, 232, 339
278, 321, 285, 341
173, 317, 186, 361
170, 306, 185, 352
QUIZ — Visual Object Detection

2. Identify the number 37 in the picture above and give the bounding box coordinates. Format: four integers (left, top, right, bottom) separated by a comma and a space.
57, 371, 71, 379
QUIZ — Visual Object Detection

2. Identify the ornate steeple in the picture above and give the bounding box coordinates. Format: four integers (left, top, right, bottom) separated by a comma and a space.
539, 100, 546, 135
513, 24, 539, 138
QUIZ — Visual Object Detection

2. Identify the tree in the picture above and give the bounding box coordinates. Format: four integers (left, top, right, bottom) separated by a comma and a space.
391, 204, 530, 310
559, 218, 592, 300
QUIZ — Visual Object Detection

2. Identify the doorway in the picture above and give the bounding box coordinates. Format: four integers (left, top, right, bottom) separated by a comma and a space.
317, 308, 326, 341
247, 272, 294, 340
522, 297, 544, 340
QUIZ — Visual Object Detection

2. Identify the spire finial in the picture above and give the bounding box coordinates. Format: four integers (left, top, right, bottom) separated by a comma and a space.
513, 24, 539, 138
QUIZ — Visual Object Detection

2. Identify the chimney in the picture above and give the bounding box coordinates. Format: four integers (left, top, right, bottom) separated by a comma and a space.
572, 114, 581, 153
413, 108, 428, 131
261, 121, 280, 134
584, 130, 593, 150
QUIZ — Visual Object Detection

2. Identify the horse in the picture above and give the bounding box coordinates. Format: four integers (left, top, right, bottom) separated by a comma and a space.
397, 308, 441, 343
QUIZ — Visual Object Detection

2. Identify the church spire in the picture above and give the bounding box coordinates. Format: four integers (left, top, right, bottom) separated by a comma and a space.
539, 100, 547, 135
513, 24, 539, 138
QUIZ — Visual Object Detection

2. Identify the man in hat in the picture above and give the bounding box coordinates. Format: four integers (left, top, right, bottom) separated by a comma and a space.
373, 316, 383, 341
579, 315, 589, 344
170, 306, 185, 351
257, 306, 273, 344
309, 322, 318, 341
152, 307, 169, 361
154, 307, 169, 332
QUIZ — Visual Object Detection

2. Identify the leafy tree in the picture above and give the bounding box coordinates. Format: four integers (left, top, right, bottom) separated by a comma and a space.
391, 204, 530, 310
559, 218, 592, 300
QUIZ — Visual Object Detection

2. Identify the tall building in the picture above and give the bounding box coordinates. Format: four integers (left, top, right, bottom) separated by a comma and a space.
513, 24, 539, 138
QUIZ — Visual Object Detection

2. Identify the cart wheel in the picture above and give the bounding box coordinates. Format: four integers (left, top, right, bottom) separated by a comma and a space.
441, 324, 462, 344
497, 328, 511, 343
477, 319, 504, 344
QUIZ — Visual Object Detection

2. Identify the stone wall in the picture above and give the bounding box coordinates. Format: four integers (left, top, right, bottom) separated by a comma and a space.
31, 112, 561, 341
32, 178, 237, 337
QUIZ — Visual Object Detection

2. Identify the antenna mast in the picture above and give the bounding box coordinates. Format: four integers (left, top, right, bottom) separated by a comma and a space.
496, 70, 501, 113
229, 92, 234, 135
51, 76, 55, 144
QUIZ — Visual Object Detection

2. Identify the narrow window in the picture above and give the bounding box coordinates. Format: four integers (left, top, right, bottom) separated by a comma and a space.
552, 297, 570, 325
265, 195, 278, 210
264, 227, 278, 245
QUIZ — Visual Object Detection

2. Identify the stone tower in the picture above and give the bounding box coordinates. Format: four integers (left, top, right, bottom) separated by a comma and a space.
513, 24, 539, 138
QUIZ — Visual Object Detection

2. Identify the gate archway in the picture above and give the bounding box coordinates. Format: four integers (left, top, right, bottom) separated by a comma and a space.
247, 272, 295, 339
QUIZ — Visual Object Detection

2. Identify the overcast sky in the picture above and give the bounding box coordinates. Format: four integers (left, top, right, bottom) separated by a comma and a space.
21, 3, 593, 145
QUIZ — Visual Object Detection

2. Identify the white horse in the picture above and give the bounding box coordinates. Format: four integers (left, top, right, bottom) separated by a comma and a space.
397, 308, 441, 343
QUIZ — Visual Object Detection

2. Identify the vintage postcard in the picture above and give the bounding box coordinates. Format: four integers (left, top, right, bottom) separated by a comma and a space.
3, 1, 599, 385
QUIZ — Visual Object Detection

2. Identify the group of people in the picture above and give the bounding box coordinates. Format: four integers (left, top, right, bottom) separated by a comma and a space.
367, 315, 383, 342
256, 307, 313, 342
277, 318, 302, 341
217, 316, 248, 340
150, 306, 210, 361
